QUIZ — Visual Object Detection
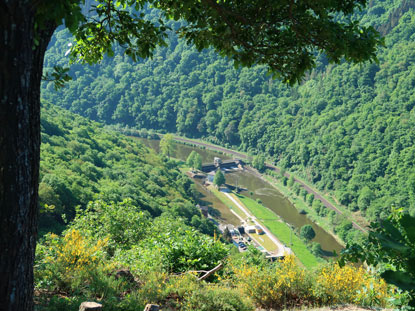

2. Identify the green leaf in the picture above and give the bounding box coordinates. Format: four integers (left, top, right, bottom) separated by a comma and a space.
399, 214, 415, 243
381, 270, 415, 291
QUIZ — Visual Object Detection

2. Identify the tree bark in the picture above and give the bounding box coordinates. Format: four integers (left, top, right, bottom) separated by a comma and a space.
0, 2, 55, 310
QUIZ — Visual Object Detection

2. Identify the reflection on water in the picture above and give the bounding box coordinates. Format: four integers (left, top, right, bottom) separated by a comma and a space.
136, 137, 343, 256
136, 138, 232, 163
254, 187, 284, 197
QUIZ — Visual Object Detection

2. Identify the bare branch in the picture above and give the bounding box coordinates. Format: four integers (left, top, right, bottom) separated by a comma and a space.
198, 263, 223, 281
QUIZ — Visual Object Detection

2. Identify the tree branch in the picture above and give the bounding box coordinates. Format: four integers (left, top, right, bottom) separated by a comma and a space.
198, 263, 223, 281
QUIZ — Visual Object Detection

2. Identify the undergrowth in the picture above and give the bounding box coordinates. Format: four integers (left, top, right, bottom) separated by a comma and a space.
35, 229, 393, 311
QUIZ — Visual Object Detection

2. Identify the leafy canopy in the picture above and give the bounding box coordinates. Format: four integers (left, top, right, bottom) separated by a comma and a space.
38, 0, 383, 84
300, 224, 316, 241
186, 151, 202, 170
213, 169, 225, 187
252, 154, 266, 172
160, 133, 176, 158
341, 207, 415, 307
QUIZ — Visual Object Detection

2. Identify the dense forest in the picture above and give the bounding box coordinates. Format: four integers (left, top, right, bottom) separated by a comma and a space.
42, 0, 415, 222
39, 102, 215, 236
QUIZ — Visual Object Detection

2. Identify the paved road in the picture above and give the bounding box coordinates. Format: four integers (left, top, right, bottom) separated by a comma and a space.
173, 135, 366, 233
224, 192, 292, 257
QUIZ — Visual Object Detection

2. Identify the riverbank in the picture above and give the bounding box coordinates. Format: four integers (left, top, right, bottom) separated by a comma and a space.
238, 165, 344, 247
207, 183, 321, 269
168, 134, 365, 239
133, 135, 344, 253
262, 173, 346, 247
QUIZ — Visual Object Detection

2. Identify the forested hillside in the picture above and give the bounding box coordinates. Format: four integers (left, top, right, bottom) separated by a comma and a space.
42, 0, 415, 221
39, 103, 215, 235
36, 103, 398, 311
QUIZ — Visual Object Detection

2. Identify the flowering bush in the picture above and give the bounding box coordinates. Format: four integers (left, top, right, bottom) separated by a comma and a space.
229, 255, 391, 310
314, 263, 389, 307
232, 255, 312, 309
35, 229, 109, 292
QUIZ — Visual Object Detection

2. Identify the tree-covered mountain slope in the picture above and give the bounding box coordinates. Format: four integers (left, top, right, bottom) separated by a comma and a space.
42, 0, 415, 220
39, 103, 214, 235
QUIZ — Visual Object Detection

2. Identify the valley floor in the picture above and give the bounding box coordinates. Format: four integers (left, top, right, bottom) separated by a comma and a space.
172, 134, 366, 234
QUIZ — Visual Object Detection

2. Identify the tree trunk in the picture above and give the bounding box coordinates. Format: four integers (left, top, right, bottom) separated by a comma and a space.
0, 2, 55, 310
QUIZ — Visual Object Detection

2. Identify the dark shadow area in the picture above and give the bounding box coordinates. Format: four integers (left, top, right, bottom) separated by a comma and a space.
197, 193, 222, 218
320, 249, 337, 257
225, 183, 247, 192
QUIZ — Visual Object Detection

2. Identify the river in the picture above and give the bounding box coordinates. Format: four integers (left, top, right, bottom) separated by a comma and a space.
136, 137, 343, 256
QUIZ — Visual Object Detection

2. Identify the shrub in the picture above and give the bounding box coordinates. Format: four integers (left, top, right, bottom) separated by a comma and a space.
300, 188, 308, 200
341, 210, 415, 308
294, 183, 301, 195
306, 193, 315, 205
252, 154, 266, 172
183, 285, 253, 311
233, 255, 313, 310
300, 224, 316, 241
35, 229, 109, 292
287, 176, 295, 187
131, 271, 200, 309
116, 218, 229, 275
314, 263, 389, 307
310, 242, 322, 256
228, 254, 391, 310
70, 199, 150, 252
312, 199, 321, 210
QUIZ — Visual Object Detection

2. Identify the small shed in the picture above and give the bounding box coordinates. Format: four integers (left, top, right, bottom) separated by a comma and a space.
214, 157, 222, 166
255, 225, 264, 235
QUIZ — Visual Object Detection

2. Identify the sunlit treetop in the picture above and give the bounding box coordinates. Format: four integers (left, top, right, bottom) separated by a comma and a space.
37, 0, 383, 84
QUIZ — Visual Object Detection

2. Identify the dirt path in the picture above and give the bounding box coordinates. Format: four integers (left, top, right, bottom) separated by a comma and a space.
173, 135, 366, 233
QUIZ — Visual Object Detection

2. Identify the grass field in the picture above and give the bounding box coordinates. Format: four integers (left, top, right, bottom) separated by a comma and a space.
263, 220, 320, 269
236, 193, 320, 269
236, 194, 278, 221
250, 232, 278, 252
